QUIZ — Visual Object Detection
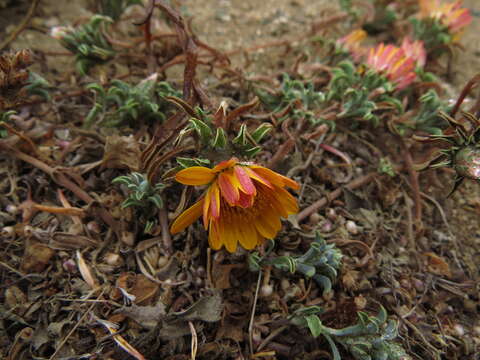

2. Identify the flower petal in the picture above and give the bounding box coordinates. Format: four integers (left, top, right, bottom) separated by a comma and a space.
254, 208, 281, 239
237, 191, 254, 208
243, 167, 272, 188
211, 158, 237, 172
238, 222, 259, 250
170, 199, 204, 234
208, 220, 223, 250
249, 166, 300, 190
175, 167, 215, 185
222, 219, 238, 253
218, 171, 240, 205
272, 186, 299, 215
203, 187, 211, 228
209, 182, 221, 219
234, 166, 256, 195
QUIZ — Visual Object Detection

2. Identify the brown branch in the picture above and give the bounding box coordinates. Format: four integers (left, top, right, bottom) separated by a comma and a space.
399, 139, 423, 233
2, 144, 120, 234
296, 172, 377, 223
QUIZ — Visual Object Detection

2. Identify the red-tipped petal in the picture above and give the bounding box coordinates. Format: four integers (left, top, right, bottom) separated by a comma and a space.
234, 166, 256, 195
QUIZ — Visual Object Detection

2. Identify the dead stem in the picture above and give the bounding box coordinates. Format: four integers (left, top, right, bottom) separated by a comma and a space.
249, 270, 263, 356
159, 207, 173, 255
2, 145, 119, 234
399, 138, 423, 233
0, 0, 41, 51
49, 289, 105, 360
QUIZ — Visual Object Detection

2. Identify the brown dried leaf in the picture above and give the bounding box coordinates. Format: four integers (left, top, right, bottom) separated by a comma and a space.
116, 301, 166, 330
212, 264, 243, 289
158, 294, 222, 339
424, 252, 452, 278
21, 241, 55, 273
49, 232, 98, 250
215, 320, 244, 342
102, 135, 141, 171
168, 292, 223, 322
77, 250, 99, 289
114, 273, 159, 305
5, 286, 27, 310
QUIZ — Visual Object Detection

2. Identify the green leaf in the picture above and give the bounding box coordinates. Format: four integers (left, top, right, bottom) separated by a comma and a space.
324, 334, 342, 360
84, 102, 103, 129
232, 124, 248, 145
306, 315, 323, 338
251, 123, 272, 143
190, 118, 213, 143
212, 127, 227, 149
148, 195, 163, 209
176, 157, 211, 168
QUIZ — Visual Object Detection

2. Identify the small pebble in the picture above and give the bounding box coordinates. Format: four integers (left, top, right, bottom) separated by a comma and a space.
260, 284, 274, 297
346, 220, 358, 234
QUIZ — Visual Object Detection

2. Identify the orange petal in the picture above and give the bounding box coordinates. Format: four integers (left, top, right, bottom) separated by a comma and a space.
254, 209, 280, 239
222, 219, 238, 253
249, 166, 300, 190
203, 187, 211, 228
273, 186, 299, 215
211, 158, 237, 173
175, 167, 215, 185
243, 167, 272, 188
209, 182, 221, 219
208, 220, 223, 250
238, 222, 258, 250
263, 188, 289, 218
170, 199, 204, 234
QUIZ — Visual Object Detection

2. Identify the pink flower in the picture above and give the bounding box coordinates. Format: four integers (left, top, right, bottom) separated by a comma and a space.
366, 43, 417, 90
401, 37, 427, 68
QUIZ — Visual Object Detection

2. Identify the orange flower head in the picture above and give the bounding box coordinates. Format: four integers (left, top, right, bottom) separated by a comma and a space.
366, 43, 417, 90
170, 158, 300, 253
419, 0, 472, 35
337, 29, 368, 61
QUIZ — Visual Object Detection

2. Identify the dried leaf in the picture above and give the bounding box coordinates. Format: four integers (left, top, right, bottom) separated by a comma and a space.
116, 301, 166, 330
102, 135, 141, 171
424, 252, 452, 278
49, 232, 98, 250
212, 264, 243, 289
77, 250, 99, 289
96, 317, 146, 360
114, 273, 159, 305
169, 292, 223, 322
21, 241, 55, 273
5, 286, 27, 310
158, 293, 223, 339
215, 320, 245, 342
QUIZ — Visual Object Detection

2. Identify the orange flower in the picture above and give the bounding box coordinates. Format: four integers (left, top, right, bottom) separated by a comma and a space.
419, 0, 472, 35
337, 29, 368, 61
170, 158, 299, 252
